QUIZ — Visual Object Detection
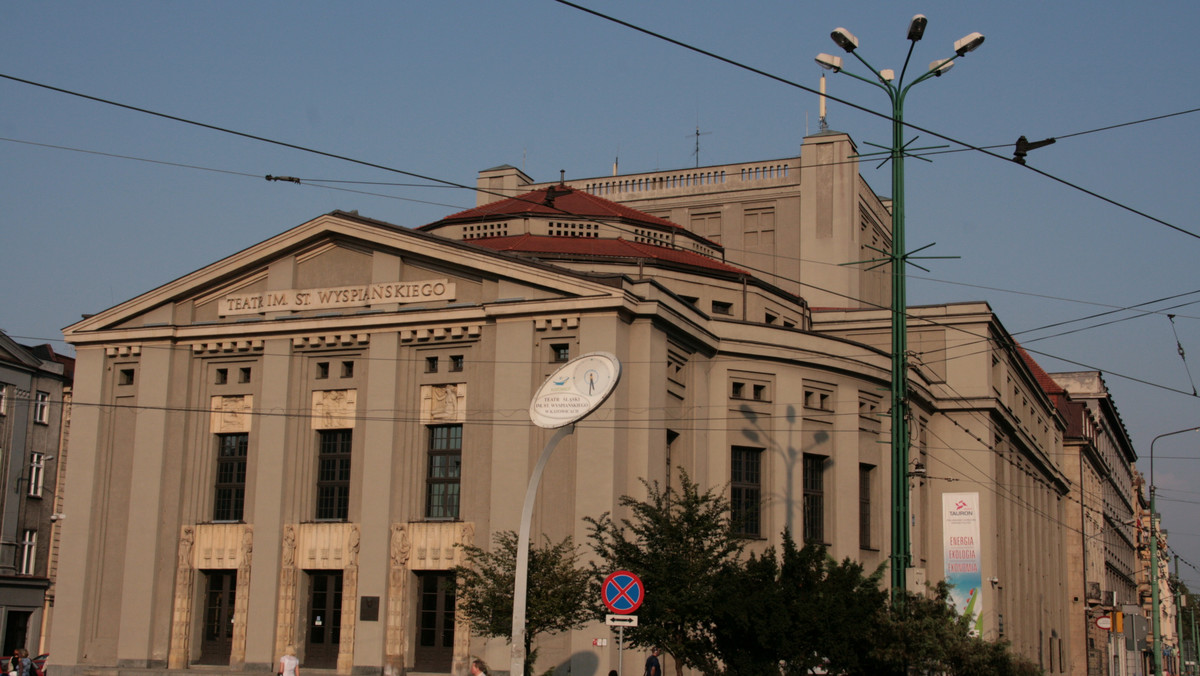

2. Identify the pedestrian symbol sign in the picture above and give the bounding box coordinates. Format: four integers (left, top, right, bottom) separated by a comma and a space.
602, 570, 644, 614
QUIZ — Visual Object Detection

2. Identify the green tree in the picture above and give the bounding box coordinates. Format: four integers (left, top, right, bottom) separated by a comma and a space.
586, 469, 744, 676
713, 532, 888, 675
452, 530, 597, 676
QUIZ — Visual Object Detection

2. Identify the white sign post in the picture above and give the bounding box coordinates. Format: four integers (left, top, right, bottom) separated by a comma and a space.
511, 353, 621, 676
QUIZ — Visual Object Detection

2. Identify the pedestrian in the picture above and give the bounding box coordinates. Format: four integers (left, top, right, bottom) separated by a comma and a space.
13, 650, 31, 676
469, 657, 489, 676
643, 647, 661, 676
278, 645, 299, 676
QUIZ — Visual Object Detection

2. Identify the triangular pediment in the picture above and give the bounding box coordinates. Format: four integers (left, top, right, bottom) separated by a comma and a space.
0, 331, 41, 370
64, 211, 625, 341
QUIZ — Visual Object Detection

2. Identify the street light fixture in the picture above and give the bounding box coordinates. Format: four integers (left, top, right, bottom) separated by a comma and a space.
1149, 426, 1200, 676
815, 16, 984, 598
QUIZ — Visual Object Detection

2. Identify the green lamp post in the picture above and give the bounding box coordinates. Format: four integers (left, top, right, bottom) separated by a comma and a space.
1149, 427, 1200, 676
815, 16, 984, 596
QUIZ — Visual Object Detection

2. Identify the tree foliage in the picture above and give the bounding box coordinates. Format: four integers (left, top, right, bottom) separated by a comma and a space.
713, 532, 888, 675
452, 530, 597, 676
586, 469, 744, 676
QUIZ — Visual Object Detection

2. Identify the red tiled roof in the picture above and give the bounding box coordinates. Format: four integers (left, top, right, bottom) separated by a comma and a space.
422, 185, 686, 232
468, 234, 746, 275
1017, 344, 1065, 395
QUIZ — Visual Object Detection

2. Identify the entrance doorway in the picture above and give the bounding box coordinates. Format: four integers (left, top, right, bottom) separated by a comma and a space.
305, 571, 343, 668
198, 570, 236, 664
413, 572, 455, 673
2, 611, 30, 658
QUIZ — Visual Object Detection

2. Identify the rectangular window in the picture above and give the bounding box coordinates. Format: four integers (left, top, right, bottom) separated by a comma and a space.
19, 529, 36, 575
214, 433, 249, 521
712, 300, 733, 316
426, 424, 462, 520
730, 382, 745, 399
215, 368, 228, 385
859, 464, 873, 549
731, 447, 762, 537
33, 392, 49, 424
341, 361, 354, 378
551, 344, 570, 363
804, 386, 833, 412
0, 384, 6, 415
238, 367, 251, 384
450, 355, 464, 372
426, 356, 439, 373
316, 362, 330, 379
28, 452, 45, 498
317, 429, 352, 521
118, 369, 135, 386
803, 454, 827, 544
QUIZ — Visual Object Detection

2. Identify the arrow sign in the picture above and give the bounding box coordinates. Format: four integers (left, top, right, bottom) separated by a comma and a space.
602, 570, 644, 614
606, 614, 639, 627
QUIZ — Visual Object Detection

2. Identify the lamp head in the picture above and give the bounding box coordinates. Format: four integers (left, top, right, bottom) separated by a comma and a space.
815, 53, 843, 73
907, 14, 928, 42
954, 32, 985, 56
831, 27, 859, 53
928, 59, 955, 77
879, 69, 895, 83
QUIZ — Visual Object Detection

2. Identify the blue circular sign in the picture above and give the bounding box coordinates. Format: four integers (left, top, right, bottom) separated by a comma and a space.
602, 570, 644, 614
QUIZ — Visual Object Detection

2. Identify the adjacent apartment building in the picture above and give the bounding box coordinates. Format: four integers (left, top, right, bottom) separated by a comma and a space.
52, 130, 1073, 675
0, 330, 71, 657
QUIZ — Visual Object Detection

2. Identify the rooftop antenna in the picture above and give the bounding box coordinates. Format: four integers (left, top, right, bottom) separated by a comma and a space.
689, 124, 711, 168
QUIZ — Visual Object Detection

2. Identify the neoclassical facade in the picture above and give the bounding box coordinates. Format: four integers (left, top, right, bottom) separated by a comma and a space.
52, 131, 1074, 675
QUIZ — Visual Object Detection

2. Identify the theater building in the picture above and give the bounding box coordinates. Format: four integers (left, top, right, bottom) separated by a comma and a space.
52, 131, 1070, 675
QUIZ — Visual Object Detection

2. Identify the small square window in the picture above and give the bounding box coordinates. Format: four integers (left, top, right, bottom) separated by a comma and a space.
551, 344, 570, 363
238, 367, 251, 384
752, 384, 767, 401
341, 361, 354, 378
731, 382, 745, 399
426, 356, 439, 373
450, 355, 464, 372
316, 362, 330, 379
118, 369, 135, 386
215, 368, 228, 385
712, 301, 733, 316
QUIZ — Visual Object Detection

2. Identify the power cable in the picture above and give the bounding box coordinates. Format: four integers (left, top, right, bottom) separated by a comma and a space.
551, 1, 1200, 242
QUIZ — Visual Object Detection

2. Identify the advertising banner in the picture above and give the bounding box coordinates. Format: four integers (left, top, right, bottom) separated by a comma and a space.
943, 492, 984, 636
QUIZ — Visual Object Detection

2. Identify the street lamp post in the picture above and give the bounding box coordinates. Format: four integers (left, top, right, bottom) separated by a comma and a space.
1149, 426, 1200, 676
815, 16, 984, 596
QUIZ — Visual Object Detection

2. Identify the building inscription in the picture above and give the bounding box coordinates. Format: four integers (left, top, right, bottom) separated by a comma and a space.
221, 280, 455, 316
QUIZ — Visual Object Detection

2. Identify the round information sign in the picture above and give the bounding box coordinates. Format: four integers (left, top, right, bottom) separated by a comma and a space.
529, 352, 621, 428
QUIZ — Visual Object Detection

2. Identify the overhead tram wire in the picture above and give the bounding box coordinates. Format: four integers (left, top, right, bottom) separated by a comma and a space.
3, 83, 1194, 394
14, 132, 1199, 330
551, 1, 1200, 243
11, 128, 1199, 331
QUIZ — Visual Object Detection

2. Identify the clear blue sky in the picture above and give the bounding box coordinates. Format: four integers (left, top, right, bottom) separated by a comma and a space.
3, 2, 1199, 585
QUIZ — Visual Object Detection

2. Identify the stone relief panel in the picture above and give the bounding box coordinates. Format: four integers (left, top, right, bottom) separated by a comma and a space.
168, 526, 195, 669
275, 523, 362, 674
387, 522, 474, 673
231, 527, 254, 666
169, 523, 252, 668
312, 389, 358, 429
275, 525, 299, 662
210, 395, 253, 434
420, 384, 466, 424
385, 524, 412, 670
